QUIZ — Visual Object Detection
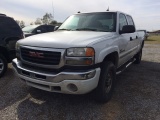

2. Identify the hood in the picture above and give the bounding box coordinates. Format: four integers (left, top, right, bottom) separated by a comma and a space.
19, 31, 114, 48
23, 32, 35, 37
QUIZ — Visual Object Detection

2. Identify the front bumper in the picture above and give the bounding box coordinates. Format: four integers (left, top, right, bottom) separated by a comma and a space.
12, 59, 101, 94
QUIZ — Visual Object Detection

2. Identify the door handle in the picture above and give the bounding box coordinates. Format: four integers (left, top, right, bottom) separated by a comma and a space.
130, 37, 133, 41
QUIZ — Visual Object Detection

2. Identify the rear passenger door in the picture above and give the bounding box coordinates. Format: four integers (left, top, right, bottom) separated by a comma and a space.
126, 15, 139, 54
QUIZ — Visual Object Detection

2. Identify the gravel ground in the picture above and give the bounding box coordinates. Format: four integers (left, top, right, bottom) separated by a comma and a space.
0, 44, 160, 120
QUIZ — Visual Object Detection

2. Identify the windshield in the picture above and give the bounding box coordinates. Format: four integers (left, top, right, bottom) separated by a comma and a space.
59, 12, 116, 32
22, 25, 39, 33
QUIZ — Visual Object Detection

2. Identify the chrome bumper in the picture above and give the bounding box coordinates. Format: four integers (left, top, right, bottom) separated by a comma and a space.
12, 59, 101, 94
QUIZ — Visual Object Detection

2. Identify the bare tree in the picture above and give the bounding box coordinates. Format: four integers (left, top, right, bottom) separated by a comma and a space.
35, 18, 42, 25
50, 20, 57, 25
42, 13, 53, 24
30, 22, 34, 25
15, 20, 20, 26
20, 21, 25, 28
34, 13, 60, 26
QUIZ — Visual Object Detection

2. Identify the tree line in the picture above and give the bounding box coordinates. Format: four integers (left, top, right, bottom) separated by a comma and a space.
16, 13, 62, 28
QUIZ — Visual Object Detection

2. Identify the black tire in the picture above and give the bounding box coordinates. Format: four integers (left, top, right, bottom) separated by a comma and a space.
134, 49, 142, 64
0, 54, 7, 78
94, 61, 116, 103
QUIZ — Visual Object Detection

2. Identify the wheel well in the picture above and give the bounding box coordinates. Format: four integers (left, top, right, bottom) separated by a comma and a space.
0, 47, 9, 62
103, 52, 119, 68
142, 41, 144, 48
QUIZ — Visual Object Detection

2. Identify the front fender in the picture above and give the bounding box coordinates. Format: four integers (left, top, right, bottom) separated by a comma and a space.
98, 46, 119, 63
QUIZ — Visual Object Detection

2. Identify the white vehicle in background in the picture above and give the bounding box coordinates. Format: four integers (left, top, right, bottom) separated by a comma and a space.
137, 30, 149, 40
13, 11, 145, 103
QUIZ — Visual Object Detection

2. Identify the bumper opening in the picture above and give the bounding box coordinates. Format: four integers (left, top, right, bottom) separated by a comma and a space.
35, 74, 46, 80
21, 69, 47, 80
28, 81, 49, 89
22, 70, 30, 76
52, 86, 61, 91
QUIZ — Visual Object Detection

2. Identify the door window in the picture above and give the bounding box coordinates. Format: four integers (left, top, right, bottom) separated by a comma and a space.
47, 26, 55, 32
126, 15, 134, 25
36, 26, 47, 33
119, 14, 128, 31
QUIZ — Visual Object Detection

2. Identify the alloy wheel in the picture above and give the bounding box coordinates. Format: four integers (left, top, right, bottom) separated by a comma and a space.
0, 58, 4, 74
105, 71, 113, 93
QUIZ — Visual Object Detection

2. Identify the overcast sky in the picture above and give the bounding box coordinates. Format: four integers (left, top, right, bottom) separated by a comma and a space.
0, 0, 160, 31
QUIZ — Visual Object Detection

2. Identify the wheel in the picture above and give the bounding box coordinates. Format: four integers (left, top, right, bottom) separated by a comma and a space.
94, 61, 116, 103
134, 49, 142, 64
0, 54, 7, 78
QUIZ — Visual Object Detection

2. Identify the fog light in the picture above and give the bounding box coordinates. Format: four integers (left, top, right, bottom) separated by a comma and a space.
67, 84, 78, 92
16, 52, 20, 60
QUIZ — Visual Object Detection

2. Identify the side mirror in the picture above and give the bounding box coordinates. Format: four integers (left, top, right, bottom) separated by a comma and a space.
36, 30, 41, 33
120, 25, 135, 34
54, 26, 59, 31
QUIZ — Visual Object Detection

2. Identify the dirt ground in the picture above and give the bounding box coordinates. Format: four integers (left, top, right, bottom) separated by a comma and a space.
0, 44, 160, 120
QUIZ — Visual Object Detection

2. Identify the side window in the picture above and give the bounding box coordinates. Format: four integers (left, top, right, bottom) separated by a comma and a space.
37, 26, 47, 33
47, 26, 55, 32
119, 14, 128, 31
126, 15, 134, 25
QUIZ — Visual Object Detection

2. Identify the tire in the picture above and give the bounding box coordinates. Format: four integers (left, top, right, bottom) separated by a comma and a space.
134, 49, 142, 64
94, 61, 116, 103
0, 54, 7, 78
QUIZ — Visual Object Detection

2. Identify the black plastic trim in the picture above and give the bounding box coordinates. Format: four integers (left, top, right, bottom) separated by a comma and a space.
21, 62, 101, 73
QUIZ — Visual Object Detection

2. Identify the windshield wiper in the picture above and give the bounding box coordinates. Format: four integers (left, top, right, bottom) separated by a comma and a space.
58, 29, 71, 31
76, 28, 97, 31
23, 31, 30, 33
97, 30, 110, 32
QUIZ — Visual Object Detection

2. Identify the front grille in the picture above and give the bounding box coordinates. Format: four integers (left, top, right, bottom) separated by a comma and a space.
20, 47, 61, 65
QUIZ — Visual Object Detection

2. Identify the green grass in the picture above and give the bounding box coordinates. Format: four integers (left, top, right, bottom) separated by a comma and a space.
145, 35, 160, 44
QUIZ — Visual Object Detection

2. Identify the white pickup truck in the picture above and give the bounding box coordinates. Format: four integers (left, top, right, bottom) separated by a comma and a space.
12, 11, 145, 102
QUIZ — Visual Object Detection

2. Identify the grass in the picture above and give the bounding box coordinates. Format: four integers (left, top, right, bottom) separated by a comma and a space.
145, 35, 160, 44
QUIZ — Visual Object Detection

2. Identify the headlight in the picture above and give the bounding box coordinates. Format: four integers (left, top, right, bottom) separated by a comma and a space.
15, 42, 20, 60
15, 42, 20, 51
66, 47, 95, 57
66, 47, 95, 66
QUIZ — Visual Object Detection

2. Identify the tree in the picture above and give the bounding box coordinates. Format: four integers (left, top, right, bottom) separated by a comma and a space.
34, 13, 60, 25
35, 18, 42, 25
20, 21, 25, 28
42, 13, 53, 24
15, 20, 20, 26
50, 20, 57, 25
30, 22, 34, 25
16, 20, 25, 28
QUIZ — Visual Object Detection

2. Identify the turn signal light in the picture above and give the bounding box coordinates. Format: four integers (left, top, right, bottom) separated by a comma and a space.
86, 48, 95, 57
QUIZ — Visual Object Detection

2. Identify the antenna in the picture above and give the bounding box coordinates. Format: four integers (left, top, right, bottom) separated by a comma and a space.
77, 11, 81, 13
107, 7, 109, 11
52, 0, 54, 20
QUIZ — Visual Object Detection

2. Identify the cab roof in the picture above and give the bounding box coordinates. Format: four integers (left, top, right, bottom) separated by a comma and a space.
74, 11, 131, 16
0, 13, 6, 16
